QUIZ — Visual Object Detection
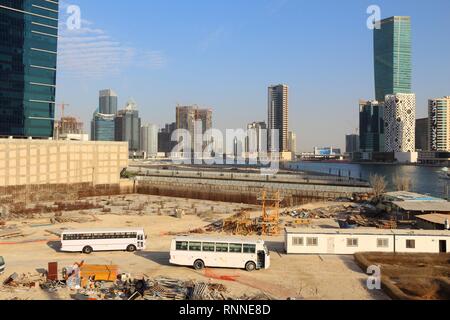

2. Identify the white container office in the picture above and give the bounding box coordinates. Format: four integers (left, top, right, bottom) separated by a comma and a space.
285, 228, 449, 255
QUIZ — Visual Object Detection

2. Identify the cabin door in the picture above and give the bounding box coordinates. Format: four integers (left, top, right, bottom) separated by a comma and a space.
439, 240, 447, 253
327, 238, 335, 254
257, 251, 266, 269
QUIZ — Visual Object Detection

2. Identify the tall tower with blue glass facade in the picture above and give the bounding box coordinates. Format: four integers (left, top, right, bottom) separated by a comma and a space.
374, 16, 412, 102
0, 0, 59, 138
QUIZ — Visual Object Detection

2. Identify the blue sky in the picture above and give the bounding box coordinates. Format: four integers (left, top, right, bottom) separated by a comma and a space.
56, 0, 450, 151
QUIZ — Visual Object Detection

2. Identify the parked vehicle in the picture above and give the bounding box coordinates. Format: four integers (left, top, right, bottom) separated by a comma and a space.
169, 236, 270, 272
60, 228, 147, 254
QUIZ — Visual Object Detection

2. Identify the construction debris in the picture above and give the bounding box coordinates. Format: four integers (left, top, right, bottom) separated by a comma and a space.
63, 261, 119, 289
1, 261, 272, 300
0, 228, 24, 239
282, 202, 399, 229
205, 211, 260, 236
3, 272, 44, 289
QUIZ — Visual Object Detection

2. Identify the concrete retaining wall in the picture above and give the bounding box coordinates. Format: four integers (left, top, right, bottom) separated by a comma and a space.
136, 176, 372, 205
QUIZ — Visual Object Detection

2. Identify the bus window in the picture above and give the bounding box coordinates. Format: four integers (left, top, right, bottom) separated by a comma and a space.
176, 241, 188, 251
215, 243, 229, 252
202, 242, 215, 252
189, 242, 202, 251
243, 244, 256, 254
229, 244, 243, 253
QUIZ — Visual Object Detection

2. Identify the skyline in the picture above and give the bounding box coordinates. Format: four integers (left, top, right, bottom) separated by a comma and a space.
55, 0, 450, 152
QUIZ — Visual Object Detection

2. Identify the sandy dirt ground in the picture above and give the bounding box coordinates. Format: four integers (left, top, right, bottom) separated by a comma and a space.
0, 196, 388, 300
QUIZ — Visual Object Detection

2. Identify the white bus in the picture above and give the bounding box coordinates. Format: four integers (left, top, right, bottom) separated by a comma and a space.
169, 236, 270, 272
60, 228, 147, 254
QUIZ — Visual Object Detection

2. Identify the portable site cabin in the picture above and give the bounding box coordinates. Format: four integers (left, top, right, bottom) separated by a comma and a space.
285, 228, 450, 255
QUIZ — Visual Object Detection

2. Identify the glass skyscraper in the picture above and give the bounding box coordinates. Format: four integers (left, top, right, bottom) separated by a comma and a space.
0, 0, 59, 137
115, 100, 141, 152
91, 112, 115, 142
268, 84, 289, 152
374, 16, 412, 102
99, 89, 118, 115
359, 100, 385, 153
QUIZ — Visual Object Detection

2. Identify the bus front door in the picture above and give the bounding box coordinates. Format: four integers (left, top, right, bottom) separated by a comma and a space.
257, 251, 265, 269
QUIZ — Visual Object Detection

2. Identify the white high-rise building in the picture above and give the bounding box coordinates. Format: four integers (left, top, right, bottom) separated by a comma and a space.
140, 124, 159, 158
429, 96, 450, 151
384, 93, 416, 153
246, 121, 267, 155
287, 131, 297, 155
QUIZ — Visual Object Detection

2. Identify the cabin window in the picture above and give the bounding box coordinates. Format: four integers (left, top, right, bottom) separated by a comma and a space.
306, 237, 318, 246
215, 243, 229, 252
229, 244, 243, 253
176, 241, 188, 251
377, 238, 389, 248
347, 238, 359, 247
243, 244, 256, 254
202, 242, 215, 252
292, 237, 304, 246
189, 242, 202, 251
406, 240, 416, 249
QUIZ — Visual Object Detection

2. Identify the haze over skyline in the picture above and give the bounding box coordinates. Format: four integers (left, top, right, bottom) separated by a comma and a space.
56, 0, 450, 152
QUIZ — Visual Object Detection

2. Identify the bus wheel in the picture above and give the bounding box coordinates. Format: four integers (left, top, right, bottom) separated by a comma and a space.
193, 260, 205, 270
245, 261, 256, 272
82, 246, 93, 254
127, 245, 137, 252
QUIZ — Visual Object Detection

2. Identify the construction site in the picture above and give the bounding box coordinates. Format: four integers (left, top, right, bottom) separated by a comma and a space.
0, 141, 447, 301
0, 189, 393, 301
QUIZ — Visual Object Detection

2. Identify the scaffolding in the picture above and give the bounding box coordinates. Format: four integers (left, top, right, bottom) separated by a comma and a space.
258, 191, 283, 236
54, 116, 84, 140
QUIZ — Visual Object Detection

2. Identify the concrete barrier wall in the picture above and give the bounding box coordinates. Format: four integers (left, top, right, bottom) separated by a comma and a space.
130, 167, 370, 188
0, 139, 129, 187
136, 176, 372, 205
0, 180, 134, 204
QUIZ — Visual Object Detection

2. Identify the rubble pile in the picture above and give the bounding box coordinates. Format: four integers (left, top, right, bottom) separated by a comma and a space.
1, 266, 271, 301
282, 202, 399, 229
282, 203, 364, 220
2, 273, 44, 289
1, 259, 270, 301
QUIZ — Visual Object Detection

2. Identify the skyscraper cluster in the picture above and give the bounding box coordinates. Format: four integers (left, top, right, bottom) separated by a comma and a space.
352, 15, 450, 164
353, 16, 416, 162
91, 90, 148, 156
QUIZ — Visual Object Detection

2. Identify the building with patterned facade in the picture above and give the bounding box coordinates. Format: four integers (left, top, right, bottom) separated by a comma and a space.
384, 93, 416, 153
